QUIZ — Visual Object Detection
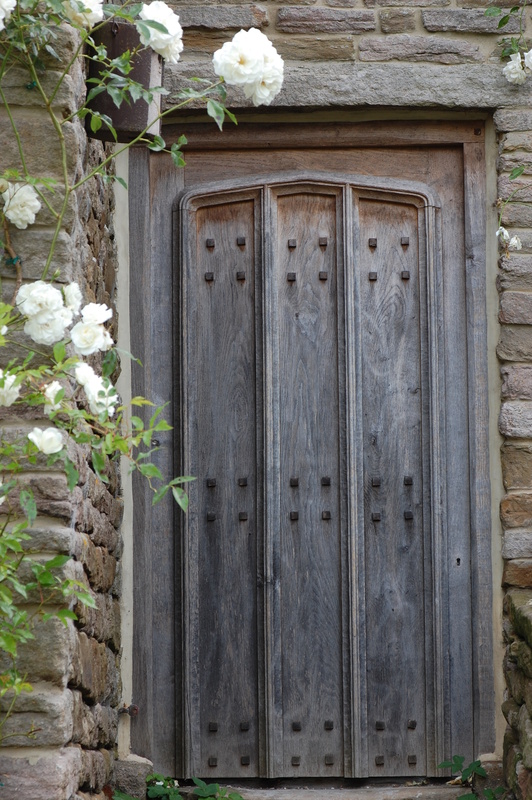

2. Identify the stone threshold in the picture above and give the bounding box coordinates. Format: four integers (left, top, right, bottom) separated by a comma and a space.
181, 783, 464, 800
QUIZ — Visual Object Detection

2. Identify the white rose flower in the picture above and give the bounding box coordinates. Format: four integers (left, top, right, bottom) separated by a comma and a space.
2, 183, 42, 229
138, 1, 183, 64
213, 29, 284, 106
81, 302, 112, 325
44, 381, 63, 413
28, 426, 64, 454
496, 226, 511, 243
64, 282, 83, 315
24, 307, 73, 345
16, 280, 64, 320
503, 53, 527, 85
0, 480, 6, 507
0, 369, 19, 407
84, 374, 118, 417
509, 235, 523, 251
63, 0, 104, 27
524, 49, 532, 71
0, 0, 16, 32
71, 320, 113, 355
0, 325, 7, 335
74, 361, 97, 387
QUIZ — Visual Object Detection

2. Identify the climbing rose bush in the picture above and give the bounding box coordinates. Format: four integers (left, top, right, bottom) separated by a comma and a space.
213, 28, 284, 106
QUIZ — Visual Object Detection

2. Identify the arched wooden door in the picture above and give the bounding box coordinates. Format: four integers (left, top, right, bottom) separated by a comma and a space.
129, 122, 493, 780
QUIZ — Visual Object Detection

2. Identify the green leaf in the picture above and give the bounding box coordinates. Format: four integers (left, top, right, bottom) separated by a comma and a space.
107, 84, 125, 109
509, 165, 525, 180
438, 755, 464, 773
148, 134, 166, 152
44, 554, 71, 570
102, 348, 119, 379
92, 450, 108, 483
206, 99, 225, 132
172, 485, 189, 512
113, 791, 138, 800
498, 14, 511, 27
55, 608, 78, 626
484, 6, 502, 15
20, 489, 37, 526
64, 457, 79, 492
141, 18, 169, 34
152, 485, 170, 505
138, 463, 163, 480
462, 760, 487, 781
90, 113, 103, 133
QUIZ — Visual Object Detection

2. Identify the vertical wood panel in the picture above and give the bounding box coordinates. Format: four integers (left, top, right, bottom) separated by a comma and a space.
274, 189, 345, 777
359, 199, 427, 778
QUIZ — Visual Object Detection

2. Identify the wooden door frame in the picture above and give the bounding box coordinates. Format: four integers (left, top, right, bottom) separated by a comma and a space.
128, 119, 493, 777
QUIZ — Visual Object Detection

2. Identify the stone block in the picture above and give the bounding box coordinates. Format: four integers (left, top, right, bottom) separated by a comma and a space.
506, 658, 527, 705
507, 589, 532, 648
504, 531, 532, 559
0, 229, 74, 283
0, 617, 79, 687
75, 590, 120, 650
0, 685, 74, 747
80, 748, 112, 792
505, 559, 532, 588
502, 366, 532, 401
498, 326, 532, 361
495, 110, 532, 133
77, 536, 116, 593
502, 494, 532, 529
78, 500, 119, 552
498, 254, 532, 290
113, 755, 153, 800
503, 696, 522, 727
463, 0, 531, 5
500, 401, 532, 437
359, 34, 483, 63
92, 702, 119, 746
0, 746, 82, 800
497, 176, 532, 204
423, 9, 520, 32
512, 638, 532, 678
0, 112, 82, 183
502, 442, 532, 490
502, 201, 532, 228
518, 702, 532, 769
379, 9, 415, 32
276, 7, 375, 33
72, 688, 97, 747
179, 4, 267, 28
75, 632, 119, 704
272, 34, 356, 60
500, 291, 532, 324
365, 0, 449, 5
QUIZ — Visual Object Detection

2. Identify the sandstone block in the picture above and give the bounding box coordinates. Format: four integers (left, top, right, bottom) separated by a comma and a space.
365, 0, 449, 5
78, 536, 116, 593
75, 591, 120, 650
72, 688, 97, 747
0, 229, 74, 283
423, 9, 520, 32
78, 500, 119, 552
502, 366, 532, 400
75, 633, 119, 704
359, 34, 483, 63
504, 531, 532, 559
504, 559, 532, 588
379, 9, 415, 32
276, 7, 375, 33
502, 201, 532, 228
498, 254, 532, 291
0, 685, 74, 747
495, 110, 532, 133
506, 589, 532, 648
178, 5, 267, 28
500, 401, 532, 437
462, 0, 531, 5
502, 442, 532, 490
500, 292, 532, 324
504, 696, 522, 727
501, 494, 532, 529
272, 34, 356, 60
325, 0, 358, 6
80, 748, 112, 792
518, 702, 532, 769
0, 618, 80, 687
512, 638, 532, 678
0, 113, 82, 183
92, 702, 119, 746
506, 658, 527, 705
498, 326, 532, 361
498, 177, 532, 205
0, 746, 82, 800
113, 755, 153, 800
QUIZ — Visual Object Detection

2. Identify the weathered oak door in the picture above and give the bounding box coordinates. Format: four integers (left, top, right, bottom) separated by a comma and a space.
130, 122, 493, 780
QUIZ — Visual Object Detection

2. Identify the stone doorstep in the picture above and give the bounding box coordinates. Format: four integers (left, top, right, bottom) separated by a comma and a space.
179, 785, 464, 800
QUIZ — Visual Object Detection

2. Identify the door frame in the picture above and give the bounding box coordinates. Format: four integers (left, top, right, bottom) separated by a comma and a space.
128, 119, 493, 777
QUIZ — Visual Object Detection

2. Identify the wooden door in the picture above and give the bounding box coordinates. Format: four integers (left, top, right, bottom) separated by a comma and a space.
129, 122, 493, 780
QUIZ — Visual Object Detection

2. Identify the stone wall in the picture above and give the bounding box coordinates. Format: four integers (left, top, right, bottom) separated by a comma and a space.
0, 25, 123, 799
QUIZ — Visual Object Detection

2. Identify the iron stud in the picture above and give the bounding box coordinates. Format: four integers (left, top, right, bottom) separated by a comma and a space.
237, 236, 246, 246
292, 721, 302, 731
325, 755, 334, 766
319, 271, 328, 281
288, 239, 297, 249
404, 510, 414, 520
375, 756, 384, 766
207, 513, 216, 522
290, 477, 299, 487
372, 512, 381, 522
407, 719, 417, 729
401, 237, 410, 246
371, 477, 381, 487
209, 722, 218, 732
319, 237, 328, 247
206, 239, 215, 249
321, 476, 331, 486
287, 272, 296, 282
324, 720, 334, 730
404, 476, 413, 485
240, 721, 250, 731
238, 477, 248, 487
322, 510, 331, 520
208, 757, 217, 768
291, 757, 301, 766
236, 271, 246, 281
376, 721, 385, 730
205, 272, 214, 282
369, 272, 378, 281
239, 512, 248, 521
408, 755, 417, 766
290, 511, 299, 521
241, 756, 250, 766
369, 238, 377, 248
206, 478, 216, 488
401, 271, 410, 281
